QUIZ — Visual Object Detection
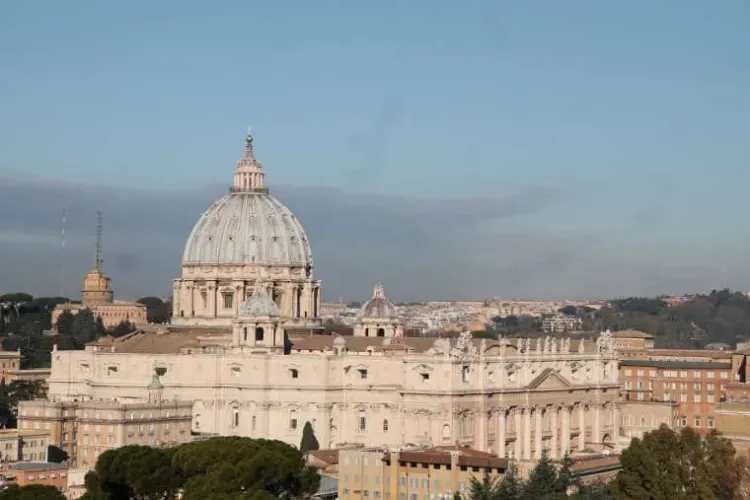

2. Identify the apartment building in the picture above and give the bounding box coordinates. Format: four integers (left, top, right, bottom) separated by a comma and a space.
616, 330, 748, 436
339, 446, 509, 499
17, 398, 193, 468
0, 429, 50, 462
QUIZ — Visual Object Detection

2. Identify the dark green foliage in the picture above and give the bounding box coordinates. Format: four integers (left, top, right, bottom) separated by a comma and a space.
0, 485, 65, 500
489, 315, 542, 336
523, 450, 562, 499
136, 296, 164, 309
109, 320, 136, 338
47, 444, 69, 463
496, 463, 523, 500
468, 472, 502, 499
613, 425, 740, 499
87, 437, 320, 499
0, 293, 33, 303
85, 445, 180, 500
575, 482, 612, 499
0, 380, 44, 428
172, 437, 319, 500
55, 310, 75, 336
137, 297, 171, 324
300, 421, 320, 452
72, 309, 98, 345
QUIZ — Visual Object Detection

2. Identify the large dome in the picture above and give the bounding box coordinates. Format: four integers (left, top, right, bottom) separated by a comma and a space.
182, 194, 312, 266
181, 133, 313, 267
172, 132, 323, 331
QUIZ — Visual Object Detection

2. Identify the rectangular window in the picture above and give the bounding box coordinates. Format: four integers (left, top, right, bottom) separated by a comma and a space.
358, 369, 368, 380
707, 394, 714, 403
694, 395, 701, 403
636, 370, 644, 377
359, 411, 367, 431
694, 383, 701, 391
721, 372, 729, 379
694, 417, 701, 427
681, 393, 687, 403
693, 371, 701, 378
708, 417, 715, 428
649, 370, 657, 377
707, 372, 715, 378
707, 383, 715, 391
223, 293, 233, 309
680, 416, 687, 426
624, 369, 632, 376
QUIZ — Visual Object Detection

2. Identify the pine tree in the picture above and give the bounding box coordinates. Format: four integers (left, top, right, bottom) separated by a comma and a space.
555, 452, 580, 496
468, 471, 501, 500
496, 463, 523, 500
299, 421, 320, 453
523, 450, 558, 500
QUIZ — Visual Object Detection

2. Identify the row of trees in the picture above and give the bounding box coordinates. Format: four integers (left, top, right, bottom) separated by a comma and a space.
460, 453, 608, 500
82, 436, 319, 500
458, 426, 749, 500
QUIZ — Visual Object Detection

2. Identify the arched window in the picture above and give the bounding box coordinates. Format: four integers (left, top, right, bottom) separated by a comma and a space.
364, 328, 369, 337
383, 419, 389, 432
243, 327, 248, 342
255, 327, 264, 341
252, 415, 256, 432
377, 328, 385, 337
290, 410, 298, 430
231, 406, 239, 428
442, 424, 450, 440
358, 410, 367, 432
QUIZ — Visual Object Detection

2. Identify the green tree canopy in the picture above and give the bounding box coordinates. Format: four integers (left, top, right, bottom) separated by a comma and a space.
0, 484, 65, 500
84, 445, 179, 500
300, 421, 320, 453
136, 297, 164, 308
170, 437, 319, 500
0, 293, 33, 303
109, 320, 136, 338
613, 425, 740, 500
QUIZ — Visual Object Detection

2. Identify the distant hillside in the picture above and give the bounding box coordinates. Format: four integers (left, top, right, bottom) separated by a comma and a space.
588, 289, 750, 349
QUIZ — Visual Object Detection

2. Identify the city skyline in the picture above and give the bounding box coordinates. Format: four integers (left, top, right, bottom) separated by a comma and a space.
2, 1, 749, 300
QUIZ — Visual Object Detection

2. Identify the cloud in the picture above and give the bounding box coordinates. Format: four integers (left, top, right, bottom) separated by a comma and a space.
0, 171, 744, 302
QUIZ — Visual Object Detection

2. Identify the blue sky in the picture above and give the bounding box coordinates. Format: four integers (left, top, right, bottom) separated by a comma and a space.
1, 1, 749, 300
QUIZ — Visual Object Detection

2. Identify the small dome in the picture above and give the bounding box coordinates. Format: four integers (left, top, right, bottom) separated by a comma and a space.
360, 283, 396, 319
240, 291, 279, 317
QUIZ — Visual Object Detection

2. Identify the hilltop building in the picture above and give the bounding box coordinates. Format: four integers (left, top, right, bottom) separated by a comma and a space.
44, 132, 621, 462
52, 218, 146, 329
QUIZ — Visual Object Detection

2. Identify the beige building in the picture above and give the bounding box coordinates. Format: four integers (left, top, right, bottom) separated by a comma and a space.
42, 132, 621, 465
52, 266, 147, 330
619, 401, 678, 445
18, 378, 193, 468
339, 446, 509, 499
0, 429, 50, 462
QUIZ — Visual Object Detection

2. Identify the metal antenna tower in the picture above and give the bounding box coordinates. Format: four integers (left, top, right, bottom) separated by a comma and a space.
94, 211, 103, 270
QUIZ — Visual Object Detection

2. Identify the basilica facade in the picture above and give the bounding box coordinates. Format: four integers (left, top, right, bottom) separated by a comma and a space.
45, 133, 621, 460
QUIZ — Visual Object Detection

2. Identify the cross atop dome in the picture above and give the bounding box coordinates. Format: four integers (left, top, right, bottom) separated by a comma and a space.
233, 128, 266, 193
373, 283, 386, 299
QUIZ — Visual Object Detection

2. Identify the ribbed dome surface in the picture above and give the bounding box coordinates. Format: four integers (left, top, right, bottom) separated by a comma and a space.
360, 283, 396, 318
182, 193, 313, 266
240, 291, 280, 317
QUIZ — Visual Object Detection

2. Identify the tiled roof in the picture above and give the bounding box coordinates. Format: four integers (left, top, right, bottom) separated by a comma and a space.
383, 446, 509, 469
